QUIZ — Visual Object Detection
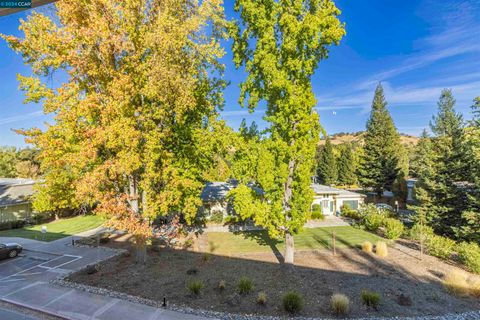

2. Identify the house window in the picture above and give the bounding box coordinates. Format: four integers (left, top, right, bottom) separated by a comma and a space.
343, 200, 359, 210
322, 200, 329, 209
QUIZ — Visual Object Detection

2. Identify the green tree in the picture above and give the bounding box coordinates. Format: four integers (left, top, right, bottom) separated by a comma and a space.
230, 0, 345, 265
4, 0, 227, 262
359, 83, 401, 195
0, 147, 18, 178
336, 143, 357, 186
316, 137, 337, 185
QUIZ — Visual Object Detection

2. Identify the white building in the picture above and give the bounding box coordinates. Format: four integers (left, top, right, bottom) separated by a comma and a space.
200, 181, 365, 218
311, 183, 365, 215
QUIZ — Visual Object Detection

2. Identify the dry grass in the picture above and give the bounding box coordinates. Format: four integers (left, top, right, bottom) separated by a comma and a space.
330, 294, 350, 316
443, 270, 473, 297
257, 291, 267, 305
375, 241, 388, 258
467, 276, 480, 298
362, 241, 373, 253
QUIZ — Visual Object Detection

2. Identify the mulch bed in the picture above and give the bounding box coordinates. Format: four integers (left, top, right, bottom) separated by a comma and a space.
68, 240, 480, 318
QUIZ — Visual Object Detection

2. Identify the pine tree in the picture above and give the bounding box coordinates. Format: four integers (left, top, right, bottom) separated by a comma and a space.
408, 130, 444, 227
337, 143, 357, 186
359, 83, 401, 195
316, 137, 338, 185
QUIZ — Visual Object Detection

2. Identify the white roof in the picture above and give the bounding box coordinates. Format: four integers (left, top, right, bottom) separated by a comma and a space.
311, 183, 365, 198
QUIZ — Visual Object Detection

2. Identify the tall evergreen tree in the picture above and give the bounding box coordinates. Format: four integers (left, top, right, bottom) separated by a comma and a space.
359, 83, 401, 195
316, 137, 338, 185
428, 89, 466, 236
408, 130, 444, 226
337, 143, 357, 186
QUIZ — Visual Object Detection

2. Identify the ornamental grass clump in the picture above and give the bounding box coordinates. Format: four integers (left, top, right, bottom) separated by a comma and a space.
375, 241, 388, 258
187, 280, 204, 296
362, 241, 373, 253
218, 280, 226, 291
361, 290, 380, 310
257, 291, 267, 305
282, 291, 304, 314
443, 270, 470, 297
330, 294, 349, 316
237, 277, 254, 295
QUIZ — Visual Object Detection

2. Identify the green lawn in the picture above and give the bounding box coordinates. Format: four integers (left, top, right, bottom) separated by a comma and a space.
0, 215, 104, 242
207, 226, 382, 255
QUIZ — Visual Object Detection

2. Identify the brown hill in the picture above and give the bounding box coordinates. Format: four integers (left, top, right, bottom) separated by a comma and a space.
319, 132, 419, 147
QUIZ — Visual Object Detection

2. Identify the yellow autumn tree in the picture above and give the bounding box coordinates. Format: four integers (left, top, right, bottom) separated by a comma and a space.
3, 0, 227, 262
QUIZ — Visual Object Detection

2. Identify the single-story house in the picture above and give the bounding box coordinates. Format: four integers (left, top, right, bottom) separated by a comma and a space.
311, 183, 365, 215
200, 181, 365, 218
0, 178, 35, 223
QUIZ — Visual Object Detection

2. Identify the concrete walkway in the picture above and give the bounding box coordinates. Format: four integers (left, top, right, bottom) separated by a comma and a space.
0, 231, 214, 320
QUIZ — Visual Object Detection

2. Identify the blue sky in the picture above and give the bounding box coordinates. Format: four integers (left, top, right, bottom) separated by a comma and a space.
0, 0, 479, 147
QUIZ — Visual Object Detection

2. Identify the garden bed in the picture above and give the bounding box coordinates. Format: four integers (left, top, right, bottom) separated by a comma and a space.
68, 233, 480, 319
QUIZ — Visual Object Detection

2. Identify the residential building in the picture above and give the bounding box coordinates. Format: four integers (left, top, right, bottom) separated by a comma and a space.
0, 178, 35, 222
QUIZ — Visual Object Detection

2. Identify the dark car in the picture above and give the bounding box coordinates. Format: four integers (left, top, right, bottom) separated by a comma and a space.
0, 243, 22, 259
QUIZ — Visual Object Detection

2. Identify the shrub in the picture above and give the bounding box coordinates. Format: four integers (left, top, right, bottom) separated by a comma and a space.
383, 218, 405, 240
457, 242, 480, 274
282, 291, 304, 314
209, 210, 224, 224
375, 241, 388, 258
425, 235, 455, 260
409, 224, 434, 241
187, 280, 204, 296
330, 294, 349, 316
0, 220, 26, 231
218, 280, 226, 291
361, 290, 380, 310
362, 241, 373, 253
443, 270, 470, 297
311, 204, 324, 220
237, 277, 254, 295
257, 291, 267, 305
341, 204, 361, 220
363, 213, 385, 232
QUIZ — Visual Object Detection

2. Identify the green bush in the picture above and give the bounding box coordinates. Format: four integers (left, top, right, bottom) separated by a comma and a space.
383, 218, 405, 240
363, 213, 385, 232
341, 204, 361, 220
409, 224, 434, 241
457, 242, 480, 274
237, 277, 254, 295
311, 204, 324, 220
187, 280, 204, 295
282, 291, 304, 314
209, 210, 224, 224
361, 290, 380, 310
0, 220, 26, 231
425, 235, 455, 260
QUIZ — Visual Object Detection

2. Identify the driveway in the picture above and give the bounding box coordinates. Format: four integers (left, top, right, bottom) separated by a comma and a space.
0, 234, 214, 320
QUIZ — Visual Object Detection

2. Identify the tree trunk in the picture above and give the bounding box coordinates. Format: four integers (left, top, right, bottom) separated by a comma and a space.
284, 231, 294, 265
129, 175, 139, 214
282, 158, 296, 265
135, 235, 147, 264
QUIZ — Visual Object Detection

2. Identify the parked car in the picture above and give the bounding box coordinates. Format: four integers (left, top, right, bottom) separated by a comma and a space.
0, 243, 22, 260
376, 203, 394, 211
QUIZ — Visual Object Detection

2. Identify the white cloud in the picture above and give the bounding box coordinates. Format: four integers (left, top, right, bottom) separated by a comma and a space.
0, 111, 44, 126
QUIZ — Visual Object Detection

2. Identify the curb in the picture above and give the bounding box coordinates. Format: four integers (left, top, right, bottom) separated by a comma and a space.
1, 297, 70, 320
